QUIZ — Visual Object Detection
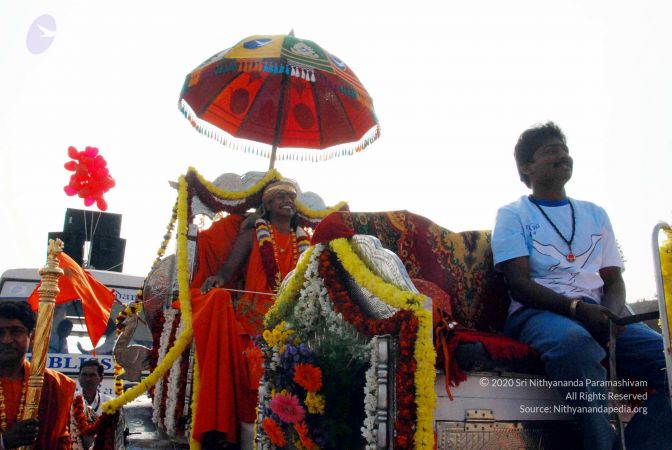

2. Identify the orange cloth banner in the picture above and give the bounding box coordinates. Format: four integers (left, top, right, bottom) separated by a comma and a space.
28, 252, 116, 349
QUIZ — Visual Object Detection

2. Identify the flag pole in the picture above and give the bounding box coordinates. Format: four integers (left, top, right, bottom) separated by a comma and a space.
21, 239, 64, 431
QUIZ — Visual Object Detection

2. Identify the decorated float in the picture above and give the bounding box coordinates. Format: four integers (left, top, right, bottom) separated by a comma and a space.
95, 167, 672, 450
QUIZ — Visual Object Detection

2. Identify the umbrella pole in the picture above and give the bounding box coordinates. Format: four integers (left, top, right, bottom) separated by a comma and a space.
20, 240, 64, 430
268, 64, 291, 171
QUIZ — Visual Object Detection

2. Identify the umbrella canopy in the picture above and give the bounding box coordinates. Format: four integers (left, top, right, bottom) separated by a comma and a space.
179, 33, 380, 167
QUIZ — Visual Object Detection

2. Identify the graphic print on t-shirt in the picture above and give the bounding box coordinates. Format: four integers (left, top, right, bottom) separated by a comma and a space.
532, 234, 602, 271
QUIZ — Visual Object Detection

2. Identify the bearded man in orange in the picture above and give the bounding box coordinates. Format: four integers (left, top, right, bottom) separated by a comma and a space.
0, 301, 75, 450
189, 180, 309, 449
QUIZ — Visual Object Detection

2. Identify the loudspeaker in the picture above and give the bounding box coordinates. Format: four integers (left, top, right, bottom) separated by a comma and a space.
89, 236, 126, 272
47, 232, 85, 266
63, 208, 122, 237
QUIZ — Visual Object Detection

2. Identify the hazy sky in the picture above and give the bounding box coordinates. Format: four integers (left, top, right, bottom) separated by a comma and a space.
1, 0, 670, 302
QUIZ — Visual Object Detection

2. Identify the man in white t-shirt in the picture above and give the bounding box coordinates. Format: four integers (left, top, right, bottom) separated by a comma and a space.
72, 359, 113, 449
492, 122, 670, 450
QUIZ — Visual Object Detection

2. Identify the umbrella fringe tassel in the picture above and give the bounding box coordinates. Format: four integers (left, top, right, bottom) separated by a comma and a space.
179, 99, 380, 163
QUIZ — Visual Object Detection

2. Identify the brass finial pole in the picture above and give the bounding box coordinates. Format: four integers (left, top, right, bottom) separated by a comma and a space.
21, 239, 64, 424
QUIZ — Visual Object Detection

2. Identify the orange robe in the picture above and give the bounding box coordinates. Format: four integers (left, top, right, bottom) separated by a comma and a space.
189, 216, 299, 445
1, 361, 76, 450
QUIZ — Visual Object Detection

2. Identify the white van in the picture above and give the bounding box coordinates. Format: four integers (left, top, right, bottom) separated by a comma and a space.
0, 268, 146, 395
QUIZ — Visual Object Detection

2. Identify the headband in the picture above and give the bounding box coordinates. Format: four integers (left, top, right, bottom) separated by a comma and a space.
262, 181, 297, 203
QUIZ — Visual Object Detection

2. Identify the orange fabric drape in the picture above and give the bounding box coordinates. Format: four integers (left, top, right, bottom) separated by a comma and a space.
1, 361, 75, 450
27, 252, 116, 348
189, 216, 298, 445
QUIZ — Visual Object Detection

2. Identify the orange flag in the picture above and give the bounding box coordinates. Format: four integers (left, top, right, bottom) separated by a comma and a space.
28, 252, 116, 349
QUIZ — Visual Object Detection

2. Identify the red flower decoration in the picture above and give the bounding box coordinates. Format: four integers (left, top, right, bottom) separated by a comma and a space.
262, 417, 287, 447
293, 363, 323, 392
270, 392, 306, 424
294, 421, 318, 450
63, 145, 115, 211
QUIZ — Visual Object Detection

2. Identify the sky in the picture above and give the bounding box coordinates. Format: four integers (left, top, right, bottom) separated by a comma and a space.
1, 0, 670, 302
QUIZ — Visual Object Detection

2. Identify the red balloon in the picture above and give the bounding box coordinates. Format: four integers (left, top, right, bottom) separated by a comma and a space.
93, 155, 107, 169
65, 145, 114, 211
83, 146, 99, 158
96, 197, 108, 211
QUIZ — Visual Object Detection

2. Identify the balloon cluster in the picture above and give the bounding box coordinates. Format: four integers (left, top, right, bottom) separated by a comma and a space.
63, 146, 115, 211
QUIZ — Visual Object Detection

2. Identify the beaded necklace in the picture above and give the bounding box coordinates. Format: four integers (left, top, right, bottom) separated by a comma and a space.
530, 197, 576, 262
0, 370, 28, 432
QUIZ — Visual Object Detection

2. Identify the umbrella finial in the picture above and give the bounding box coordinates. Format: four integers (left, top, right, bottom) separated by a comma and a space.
288, 29, 295, 37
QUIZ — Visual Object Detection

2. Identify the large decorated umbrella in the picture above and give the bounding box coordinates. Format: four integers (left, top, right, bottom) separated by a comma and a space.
179, 32, 380, 168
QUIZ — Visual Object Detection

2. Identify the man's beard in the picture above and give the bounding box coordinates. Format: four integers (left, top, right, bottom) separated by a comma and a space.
0, 345, 25, 369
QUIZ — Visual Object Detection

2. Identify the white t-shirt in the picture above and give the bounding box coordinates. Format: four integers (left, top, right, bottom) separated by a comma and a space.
492, 196, 624, 315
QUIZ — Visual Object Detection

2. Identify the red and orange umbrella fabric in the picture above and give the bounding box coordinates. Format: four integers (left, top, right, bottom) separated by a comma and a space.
179, 32, 380, 168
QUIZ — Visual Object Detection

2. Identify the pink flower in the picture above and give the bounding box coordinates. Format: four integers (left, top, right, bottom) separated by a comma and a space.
270, 392, 306, 424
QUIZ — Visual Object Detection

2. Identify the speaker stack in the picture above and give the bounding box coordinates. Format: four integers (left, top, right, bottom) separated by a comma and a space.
48, 208, 126, 272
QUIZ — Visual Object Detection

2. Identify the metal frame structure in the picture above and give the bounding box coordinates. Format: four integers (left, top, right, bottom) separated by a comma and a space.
652, 222, 672, 405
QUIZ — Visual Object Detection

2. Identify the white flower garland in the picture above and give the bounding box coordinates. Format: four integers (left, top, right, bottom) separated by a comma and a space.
292, 244, 362, 347
164, 317, 185, 436
152, 308, 178, 427
70, 405, 85, 450
362, 337, 379, 450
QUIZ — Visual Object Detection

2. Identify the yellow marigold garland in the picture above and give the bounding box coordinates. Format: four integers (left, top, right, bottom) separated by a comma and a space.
660, 228, 672, 343
264, 246, 315, 328
190, 166, 280, 200
329, 238, 436, 450
189, 167, 347, 220
101, 177, 195, 416
189, 359, 202, 450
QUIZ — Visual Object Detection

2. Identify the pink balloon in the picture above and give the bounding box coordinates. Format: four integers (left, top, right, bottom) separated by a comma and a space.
84, 197, 95, 206
63, 185, 77, 196
64, 161, 77, 171
67, 146, 79, 159
83, 146, 99, 158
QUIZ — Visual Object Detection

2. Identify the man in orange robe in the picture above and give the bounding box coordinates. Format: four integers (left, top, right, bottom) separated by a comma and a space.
189, 181, 308, 448
0, 301, 76, 450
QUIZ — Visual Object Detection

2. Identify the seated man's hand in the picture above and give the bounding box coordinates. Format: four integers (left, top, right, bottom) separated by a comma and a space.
201, 275, 226, 294
575, 302, 620, 344
3, 418, 39, 449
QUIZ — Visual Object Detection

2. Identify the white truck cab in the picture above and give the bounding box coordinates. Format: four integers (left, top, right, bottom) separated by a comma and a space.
0, 268, 146, 395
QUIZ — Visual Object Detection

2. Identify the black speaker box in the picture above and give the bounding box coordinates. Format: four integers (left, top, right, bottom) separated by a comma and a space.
63, 208, 122, 238
89, 236, 126, 272
47, 232, 85, 266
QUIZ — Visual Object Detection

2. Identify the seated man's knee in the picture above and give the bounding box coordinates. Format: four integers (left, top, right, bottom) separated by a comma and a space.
545, 325, 605, 363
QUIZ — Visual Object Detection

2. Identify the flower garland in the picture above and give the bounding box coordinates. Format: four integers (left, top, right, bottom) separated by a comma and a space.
152, 309, 178, 428
319, 248, 419, 448
328, 238, 436, 450
361, 337, 378, 450
265, 246, 315, 328
186, 167, 348, 225
101, 176, 194, 416
255, 218, 309, 291
70, 395, 117, 450
257, 322, 326, 449
164, 318, 186, 436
